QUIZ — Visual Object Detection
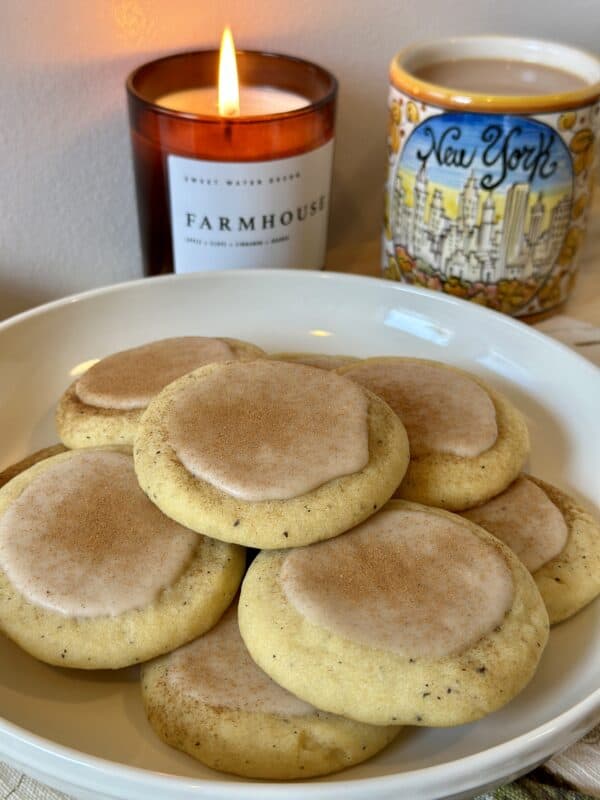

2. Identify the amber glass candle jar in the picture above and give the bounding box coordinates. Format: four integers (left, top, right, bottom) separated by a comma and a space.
127, 50, 337, 276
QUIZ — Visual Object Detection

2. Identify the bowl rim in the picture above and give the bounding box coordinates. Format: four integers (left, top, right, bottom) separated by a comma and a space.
2, 270, 599, 382
0, 679, 597, 797
1, 269, 599, 798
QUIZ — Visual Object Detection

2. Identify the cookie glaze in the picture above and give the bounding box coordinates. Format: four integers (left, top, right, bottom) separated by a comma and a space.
343, 359, 498, 458
168, 360, 370, 501
166, 605, 314, 715
0, 451, 198, 617
76, 337, 234, 410
281, 507, 514, 658
463, 476, 568, 572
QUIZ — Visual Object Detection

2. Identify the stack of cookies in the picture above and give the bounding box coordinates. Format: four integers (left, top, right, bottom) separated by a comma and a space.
0, 336, 598, 781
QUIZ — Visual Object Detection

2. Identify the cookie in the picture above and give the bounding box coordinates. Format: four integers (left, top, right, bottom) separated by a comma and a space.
141, 603, 399, 779
337, 357, 529, 511
239, 500, 549, 727
269, 352, 359, 371
134, 360, 409, 549
0, 448, 245, 669
462, 475, 600, 624
56, 336, 264, 448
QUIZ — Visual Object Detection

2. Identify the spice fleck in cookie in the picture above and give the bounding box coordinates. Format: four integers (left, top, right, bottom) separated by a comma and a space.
56, 336, 264, 448
239, 500, 548, 727
462, 475, 600, 624
0, 449, 244, 669
338, 357, 529, 511
142, 603, 399, 779
134, 360, 409, 549
269, 352, 359, 371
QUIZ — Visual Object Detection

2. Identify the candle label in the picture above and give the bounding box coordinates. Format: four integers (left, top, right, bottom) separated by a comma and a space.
167, 141, 334, 272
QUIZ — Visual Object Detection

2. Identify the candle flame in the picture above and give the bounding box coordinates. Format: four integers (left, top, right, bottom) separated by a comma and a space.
218, 26, 240, 117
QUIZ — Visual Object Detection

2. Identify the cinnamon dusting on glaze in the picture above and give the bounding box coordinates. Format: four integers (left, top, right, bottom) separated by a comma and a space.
281, 507, 514, 658
168, 360, 370, 501
76, 337, 234, 410
344, 360, 497, 457
0, 451, 198, 617
463, 476, 568, 572
167, 604, 313, 715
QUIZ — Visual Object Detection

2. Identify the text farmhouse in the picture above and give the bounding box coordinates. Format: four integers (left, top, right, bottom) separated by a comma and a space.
184, 195, 327, 233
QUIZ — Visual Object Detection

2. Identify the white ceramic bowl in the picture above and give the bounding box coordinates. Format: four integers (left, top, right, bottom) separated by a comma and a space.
0, 270, 599, 800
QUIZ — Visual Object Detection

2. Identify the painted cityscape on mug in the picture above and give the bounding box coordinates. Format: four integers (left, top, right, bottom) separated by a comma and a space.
383, 110, 590, 316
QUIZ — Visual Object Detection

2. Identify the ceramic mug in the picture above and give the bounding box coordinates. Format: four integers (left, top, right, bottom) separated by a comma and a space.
382, 37, 600, 319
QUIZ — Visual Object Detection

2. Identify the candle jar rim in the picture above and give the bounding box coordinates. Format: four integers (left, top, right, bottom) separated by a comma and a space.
126, 49, 338, 123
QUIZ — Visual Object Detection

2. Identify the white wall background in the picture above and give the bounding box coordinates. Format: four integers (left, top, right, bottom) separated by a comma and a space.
0, 0, 597, 319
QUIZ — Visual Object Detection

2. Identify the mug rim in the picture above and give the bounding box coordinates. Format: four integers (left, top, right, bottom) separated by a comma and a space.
390, 35, 600, 113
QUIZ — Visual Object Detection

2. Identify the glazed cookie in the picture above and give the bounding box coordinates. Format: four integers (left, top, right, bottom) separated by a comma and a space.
134, 360, 409, 549
142, 604, 399, 779
0, 448, 245, 669
56, 336, 264, 448
269, 352, 359, 371
462, 475, 600, 624
338, 357, 529, 511
239, 500, 549, 727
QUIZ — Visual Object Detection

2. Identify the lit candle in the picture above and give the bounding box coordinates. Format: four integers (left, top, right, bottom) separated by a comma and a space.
156, 28, 310, 116
127, 30, 337, 276
157, 86, 310, 116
